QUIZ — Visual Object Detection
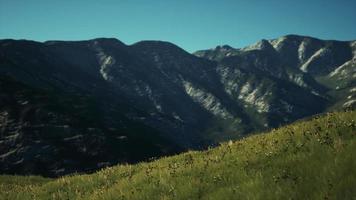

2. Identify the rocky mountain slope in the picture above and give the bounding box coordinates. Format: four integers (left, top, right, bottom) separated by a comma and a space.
195, 35, 356, 112
0, 35, 355, 176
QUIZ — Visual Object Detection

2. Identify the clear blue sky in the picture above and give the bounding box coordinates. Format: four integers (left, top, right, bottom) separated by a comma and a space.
1, 0, 356, 52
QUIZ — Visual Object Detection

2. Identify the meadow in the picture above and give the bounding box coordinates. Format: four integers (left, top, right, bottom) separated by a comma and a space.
0, 111, 355, 199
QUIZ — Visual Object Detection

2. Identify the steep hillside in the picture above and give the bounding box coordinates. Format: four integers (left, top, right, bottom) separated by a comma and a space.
1, 111, 355, 199
0, 76, 180, 177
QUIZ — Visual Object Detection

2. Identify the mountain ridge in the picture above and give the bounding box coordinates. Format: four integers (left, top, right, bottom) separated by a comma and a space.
0, 34, 355, 176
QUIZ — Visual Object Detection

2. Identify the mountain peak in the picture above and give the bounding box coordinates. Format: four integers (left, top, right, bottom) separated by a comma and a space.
259, 39, 274, 49
215, 45, 234, 51
131, 40, 189, 55
91, 37, 123, 43
242, 39, 275, 52
132, 40, 179, 48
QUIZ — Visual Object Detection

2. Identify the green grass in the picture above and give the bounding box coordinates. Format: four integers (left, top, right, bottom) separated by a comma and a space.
1, 111, 356, 200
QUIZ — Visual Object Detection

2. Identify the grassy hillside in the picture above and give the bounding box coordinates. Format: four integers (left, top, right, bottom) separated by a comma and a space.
1, 111, 355, 199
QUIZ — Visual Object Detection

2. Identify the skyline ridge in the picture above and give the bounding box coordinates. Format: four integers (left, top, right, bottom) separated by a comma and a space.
1, 33, 355, 53
1, 0, 356, 52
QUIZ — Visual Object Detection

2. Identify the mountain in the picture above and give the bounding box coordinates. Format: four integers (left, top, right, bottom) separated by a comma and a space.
194, 35, 356, 111
0, 35, 355, 176
1, 111, 355, 199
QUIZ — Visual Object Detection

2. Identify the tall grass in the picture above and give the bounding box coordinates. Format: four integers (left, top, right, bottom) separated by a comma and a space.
1, 111, 355, 199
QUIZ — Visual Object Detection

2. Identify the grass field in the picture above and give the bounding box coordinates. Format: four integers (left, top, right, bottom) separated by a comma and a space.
1, 111, 355, 200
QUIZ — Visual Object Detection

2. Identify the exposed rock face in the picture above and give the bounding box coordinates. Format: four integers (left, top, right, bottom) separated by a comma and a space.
195, 35, 355, 112
0, 35, 355, 176
182, 80, 233, 119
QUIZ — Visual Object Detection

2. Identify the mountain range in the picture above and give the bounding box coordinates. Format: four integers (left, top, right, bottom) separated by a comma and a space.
0, 34, 355, 177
